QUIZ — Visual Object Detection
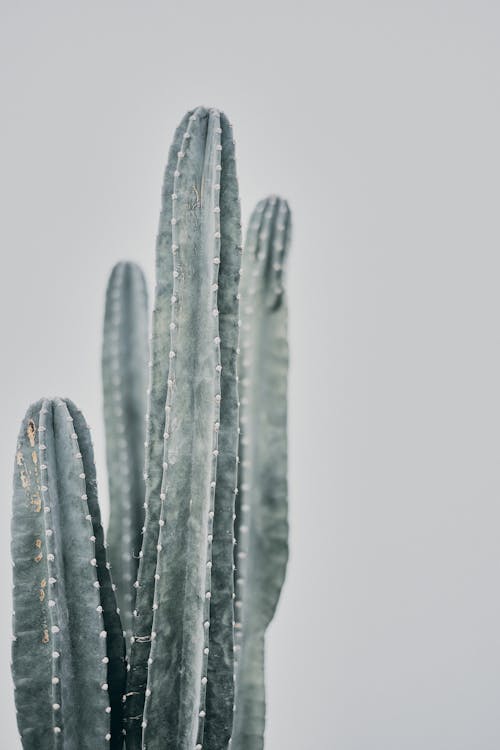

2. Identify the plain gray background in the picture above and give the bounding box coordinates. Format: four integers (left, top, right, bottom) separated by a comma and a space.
2, 2, 499, 748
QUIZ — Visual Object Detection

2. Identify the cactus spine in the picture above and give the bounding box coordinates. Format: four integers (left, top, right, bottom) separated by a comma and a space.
125, 106, 242, 750
232, 196, 291, 750
11, 398, 126, 749
102, 261, 149, 641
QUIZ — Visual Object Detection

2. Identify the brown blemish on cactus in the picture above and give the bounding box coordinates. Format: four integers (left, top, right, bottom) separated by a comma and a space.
20, 470, 29, 490
32, 451, 38, 465
31, 493, 42, 513
42, 629, 49, 644
17, 452, 32, 492
27, 420, 36, 447
34, 538, 43, 563
39, 578, 46, 601
39, 588, 45, 602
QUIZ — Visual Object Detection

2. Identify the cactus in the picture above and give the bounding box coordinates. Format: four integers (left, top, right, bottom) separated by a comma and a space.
11, 107, 291, 750
232, 196, 291, 750
102, 261, 149, 641
125, 105, 242, 750
11, 397, 126, 749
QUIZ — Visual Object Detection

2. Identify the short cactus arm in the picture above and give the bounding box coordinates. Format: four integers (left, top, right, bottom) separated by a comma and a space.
102, 261, 149, 640
232, 197, 291, 750
11, 398, 126, 750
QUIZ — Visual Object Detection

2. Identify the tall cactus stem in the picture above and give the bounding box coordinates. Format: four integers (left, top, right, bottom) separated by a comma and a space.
126, 106, 242, 750
102, 261, 149, 642
232, 196, 291, 750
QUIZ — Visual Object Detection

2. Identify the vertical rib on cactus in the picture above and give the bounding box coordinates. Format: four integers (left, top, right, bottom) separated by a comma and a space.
11, 398, 126, 750
232, 196, 291, 750
66, 399, 127, 747
102, 261, 149, 641
125, 106, 241, 750
203, 111, 242, 750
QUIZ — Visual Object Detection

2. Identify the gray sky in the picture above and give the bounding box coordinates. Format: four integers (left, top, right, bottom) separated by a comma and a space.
1, 2, 499, 748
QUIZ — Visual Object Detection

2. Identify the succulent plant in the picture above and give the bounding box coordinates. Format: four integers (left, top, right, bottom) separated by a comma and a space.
11, 398, 126, 749
232, 196, 291, 750
125, 105, 242, 750
102, 261, 149, 641
11, 106, 291, 750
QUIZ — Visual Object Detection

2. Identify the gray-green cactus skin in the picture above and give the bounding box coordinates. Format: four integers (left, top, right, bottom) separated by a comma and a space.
125, 106, 242, 750
232, 196, 291, 750
102, 261, 149, 641
11, 110, 290, 750
11, 398, 126, 750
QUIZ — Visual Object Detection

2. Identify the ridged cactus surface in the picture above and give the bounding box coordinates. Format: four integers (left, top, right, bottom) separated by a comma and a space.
10, 107, 292, 750
12, 398, 126, 750
125, 106, 242, 750
102, 261, 149, 641
232, 196, 291, 750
